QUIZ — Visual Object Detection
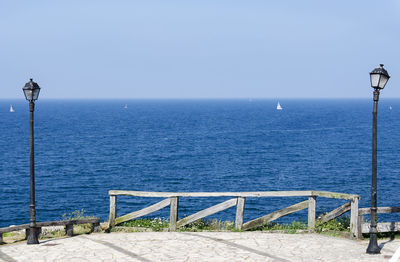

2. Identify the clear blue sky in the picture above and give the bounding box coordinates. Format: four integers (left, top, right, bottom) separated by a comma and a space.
1, 0, 399, 99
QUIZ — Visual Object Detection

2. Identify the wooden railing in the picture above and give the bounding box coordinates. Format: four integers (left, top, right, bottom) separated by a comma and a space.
107, 190, 361, 237
357, 206, 400, 239
0, 218, 101, 243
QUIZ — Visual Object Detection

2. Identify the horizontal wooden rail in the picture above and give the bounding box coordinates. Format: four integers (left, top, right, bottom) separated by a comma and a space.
108, 190, 360, 236
362, 222, 400, 233
109, 190, 313, 198
356, 206, 400, 237
109, 190, 359, 199
358, 206, 400, 216
311, 191, 359, 200
0, 218, 101, 243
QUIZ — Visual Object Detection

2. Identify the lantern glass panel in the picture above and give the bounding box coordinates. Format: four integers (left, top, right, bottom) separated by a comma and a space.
23, 89, 33, 101
370, 73, 380, 88
378, 74, 389, 89
32, 88, 40, 100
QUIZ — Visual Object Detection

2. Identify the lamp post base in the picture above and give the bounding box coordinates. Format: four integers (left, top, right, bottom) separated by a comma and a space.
26, 227, 40, 245
366, 233, 380, 254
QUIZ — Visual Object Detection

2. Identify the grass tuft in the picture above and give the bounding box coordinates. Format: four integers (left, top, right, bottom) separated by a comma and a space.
315, 216, 350, 233
179, 219, 235, 232
248, 221, 308, 233
121, 218, 169, 231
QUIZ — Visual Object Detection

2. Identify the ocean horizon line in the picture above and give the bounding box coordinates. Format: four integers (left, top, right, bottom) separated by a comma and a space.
2, 97, 400, 101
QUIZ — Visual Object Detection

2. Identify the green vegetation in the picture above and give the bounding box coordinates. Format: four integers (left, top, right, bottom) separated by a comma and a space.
62, 209, 88, 220
117, 218, 309, 233
315, 216, 350, 232
40, 229, 65, 239
3, 232, 15, 237
179, 219, 235, 232
60, 209, 95, 233
119, 218, 236, 232
248, 221, 308, 233
121, 218, 169, 231
116, 216, 355, 236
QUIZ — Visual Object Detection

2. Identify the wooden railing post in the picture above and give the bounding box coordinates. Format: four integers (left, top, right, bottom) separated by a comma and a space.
350, 197, 359, 238
108, 195, 117, 230
169, 196, 179, 231
91, 222, 101, 233
308, 196, 316, 231
235, 197, 246, 230
357, 213, 363, 239
0, 233, 3, 243
65, 223, 74, 237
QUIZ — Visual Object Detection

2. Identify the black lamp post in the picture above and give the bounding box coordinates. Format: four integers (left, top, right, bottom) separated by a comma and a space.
22, 78, 41, 245
366, 64, 390, 254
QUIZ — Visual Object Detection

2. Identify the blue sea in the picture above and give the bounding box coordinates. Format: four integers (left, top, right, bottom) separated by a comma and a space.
1, 99, 399, 228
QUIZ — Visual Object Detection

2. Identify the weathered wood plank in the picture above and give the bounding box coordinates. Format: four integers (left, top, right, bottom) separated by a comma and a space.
109, 190, 359, 200
356, 215, 364, 239
235, 197, 246, 230
361, 222, 400, 233
37, 218, 100, 227
108, 195, 117, 229
1, 219, 100, 240
115, 198, 171, 225
242, 200, 309, 231
0, 224, 30, 233
169, 197, 179, 232
312, 191, 360, 200
359, 206, 400, 216
308, 196, 316, 231
109, 190, 313, 198
0, 218, 100, 234
177, 198, 237, 228
350, 198, 359, 238
318, 202, 351, 223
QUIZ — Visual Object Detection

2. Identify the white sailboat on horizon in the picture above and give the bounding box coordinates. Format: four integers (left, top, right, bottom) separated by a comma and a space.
276, 102, 282, 110
124, 104, 128, 109
9, 105, 14, 113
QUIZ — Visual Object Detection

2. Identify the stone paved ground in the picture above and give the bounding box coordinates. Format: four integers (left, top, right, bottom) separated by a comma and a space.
0, 232, 399, 262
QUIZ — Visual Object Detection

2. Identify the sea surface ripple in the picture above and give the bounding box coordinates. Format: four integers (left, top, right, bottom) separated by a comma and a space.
1, 99, 399, 227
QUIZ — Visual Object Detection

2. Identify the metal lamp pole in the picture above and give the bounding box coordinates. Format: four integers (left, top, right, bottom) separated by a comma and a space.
23, 79, 41, 245
366, 64, 390, 254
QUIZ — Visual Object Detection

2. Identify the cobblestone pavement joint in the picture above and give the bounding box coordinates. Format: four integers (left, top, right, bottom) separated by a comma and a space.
0, 232, 399, 261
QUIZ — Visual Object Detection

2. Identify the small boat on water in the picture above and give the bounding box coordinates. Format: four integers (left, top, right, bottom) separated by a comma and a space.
124, 104, 128, 109
276, 102, 282, 110
389, 106, 392, 110
9, 105, 14, 113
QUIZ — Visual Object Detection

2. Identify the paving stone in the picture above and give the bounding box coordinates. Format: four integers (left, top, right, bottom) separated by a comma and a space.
0, 232, 399, 262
